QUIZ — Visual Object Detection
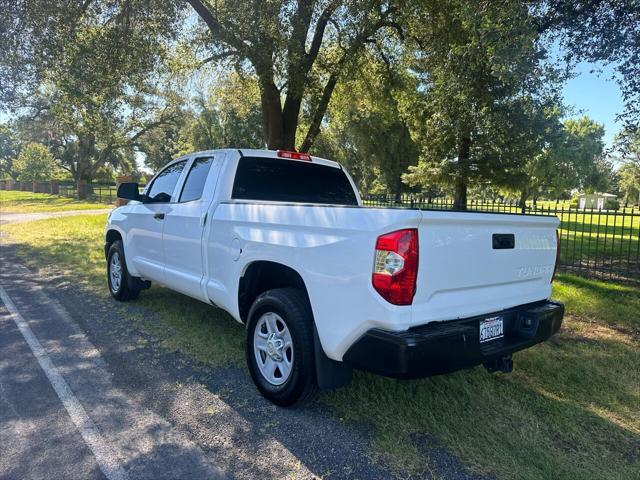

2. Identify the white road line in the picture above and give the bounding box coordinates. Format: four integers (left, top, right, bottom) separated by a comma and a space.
0, 285, 129, 480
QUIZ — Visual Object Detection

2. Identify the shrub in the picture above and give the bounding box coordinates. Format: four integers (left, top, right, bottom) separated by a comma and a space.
569, 197, 579, 209
604, 198, 620, 211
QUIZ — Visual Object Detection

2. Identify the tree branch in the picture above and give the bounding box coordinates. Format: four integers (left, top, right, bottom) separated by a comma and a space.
300, 71, 338, 153
300, 6, 394, 152
305, 0, 341, 69
185, 0, 244, 51
198, 49, 238, 67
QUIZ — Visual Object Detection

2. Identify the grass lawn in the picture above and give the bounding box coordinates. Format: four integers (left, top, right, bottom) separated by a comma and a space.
0, 190, 111, 213
4, 214, 639, 480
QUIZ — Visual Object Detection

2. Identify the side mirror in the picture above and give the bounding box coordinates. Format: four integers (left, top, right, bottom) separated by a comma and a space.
116, 182, 141, 202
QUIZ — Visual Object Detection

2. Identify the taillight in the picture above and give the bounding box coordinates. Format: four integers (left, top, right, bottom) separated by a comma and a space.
551, 229, 560, 283
372, 229, 419, 305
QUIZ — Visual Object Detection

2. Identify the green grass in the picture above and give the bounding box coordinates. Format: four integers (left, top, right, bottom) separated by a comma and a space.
4, 214, 639, 480
0, 190, 111, 213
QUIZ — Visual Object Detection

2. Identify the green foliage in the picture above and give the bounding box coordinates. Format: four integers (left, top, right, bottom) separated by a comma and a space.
312, 51, 418, 194
400, 0, 563, 207
183, 74, 264, 153
2, 0, 640, 203
562, 117, 610, 193
0, 123, 21, 180
4, 1, 183, 196
13, 143, 56, 182
540, 1, 640, 128
515, 116, 610, 205
182, 0, 397, 150
604, 198, 620, 211
615, 130, 640, 205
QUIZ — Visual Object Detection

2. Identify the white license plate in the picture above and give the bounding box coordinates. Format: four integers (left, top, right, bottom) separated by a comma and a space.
479, 316, 504, 343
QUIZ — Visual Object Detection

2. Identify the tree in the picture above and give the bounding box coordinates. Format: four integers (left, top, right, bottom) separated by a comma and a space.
401, 0, 562, 209
562, 117, 610, 193
1, 1, 182, 197
499, 101, 566, 212
0, 123, 21, 180
182, 73, 264, 154
183, 0, 399, 151
13, 143, 56, 182
312, 49, 418, 196
615, 130, 640, 205
537, 1, 640, 128
511, 115, 609, 211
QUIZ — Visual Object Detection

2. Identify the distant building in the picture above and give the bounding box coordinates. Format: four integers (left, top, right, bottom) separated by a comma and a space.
578, 192, 617, 210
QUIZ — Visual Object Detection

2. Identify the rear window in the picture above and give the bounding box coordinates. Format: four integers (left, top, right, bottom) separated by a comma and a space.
231, 156, 358, 205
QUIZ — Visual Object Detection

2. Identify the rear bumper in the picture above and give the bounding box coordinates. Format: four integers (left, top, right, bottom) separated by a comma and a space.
343, 300, 564, 379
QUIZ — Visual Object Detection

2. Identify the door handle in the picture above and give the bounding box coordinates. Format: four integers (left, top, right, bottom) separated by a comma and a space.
153, 213, 165, 220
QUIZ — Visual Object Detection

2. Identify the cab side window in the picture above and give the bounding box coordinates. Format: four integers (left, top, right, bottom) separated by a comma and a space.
146, 160, 187, 203
179, 157, 214, 202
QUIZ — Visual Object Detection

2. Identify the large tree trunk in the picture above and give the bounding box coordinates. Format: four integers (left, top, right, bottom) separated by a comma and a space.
260, 81, 284, 149
76, 177, 93, 199
282, 96, 302, 150
259, 78, 301, 150
76, 134, 95, 199
453, 176, 467, 210
452, 136, 471, 210
519, 190, 528, 214
392, 176, 403, 203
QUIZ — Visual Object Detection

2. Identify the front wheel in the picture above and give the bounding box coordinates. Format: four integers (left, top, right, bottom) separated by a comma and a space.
107, 240, 140, 301
245, 288, 318, 407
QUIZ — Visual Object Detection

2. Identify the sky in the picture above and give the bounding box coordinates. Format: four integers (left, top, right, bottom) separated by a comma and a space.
561, 61, 624, 148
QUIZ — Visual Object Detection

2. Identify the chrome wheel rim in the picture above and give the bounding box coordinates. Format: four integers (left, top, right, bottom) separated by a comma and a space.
253, 312, 294, 386
109, 252, 122, 293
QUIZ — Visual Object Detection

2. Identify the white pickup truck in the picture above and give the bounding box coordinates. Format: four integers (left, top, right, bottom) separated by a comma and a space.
105, 149, 564, 406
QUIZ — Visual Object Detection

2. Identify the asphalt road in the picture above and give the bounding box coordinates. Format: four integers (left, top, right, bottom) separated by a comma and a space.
0, 214, 485, 480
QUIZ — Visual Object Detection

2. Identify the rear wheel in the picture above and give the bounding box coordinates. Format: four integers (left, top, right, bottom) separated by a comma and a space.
107, 240, 140, 301
245, 288, 317, 407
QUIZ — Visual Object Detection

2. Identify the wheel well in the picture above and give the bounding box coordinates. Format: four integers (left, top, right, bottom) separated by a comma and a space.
105, 229, 122, 258
238, 261, 310, 323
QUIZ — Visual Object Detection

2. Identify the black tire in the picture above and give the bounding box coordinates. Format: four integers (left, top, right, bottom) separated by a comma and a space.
107, 240, 140, 301
245, 288, 318, 407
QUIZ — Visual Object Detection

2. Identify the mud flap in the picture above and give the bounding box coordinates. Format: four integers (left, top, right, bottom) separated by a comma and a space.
314, 324, 352, 390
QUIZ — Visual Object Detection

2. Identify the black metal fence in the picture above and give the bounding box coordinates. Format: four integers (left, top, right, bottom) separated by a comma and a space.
58, 183, 146, 204
362, 194, 640, 284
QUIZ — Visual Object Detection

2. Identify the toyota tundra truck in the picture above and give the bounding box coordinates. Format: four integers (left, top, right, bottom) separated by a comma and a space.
105, 149, 564, 406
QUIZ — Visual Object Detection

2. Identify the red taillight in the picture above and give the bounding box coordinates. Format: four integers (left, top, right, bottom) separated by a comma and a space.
372, 229, 419, 305
276, 150, 312, 161
551, 229, 560, 283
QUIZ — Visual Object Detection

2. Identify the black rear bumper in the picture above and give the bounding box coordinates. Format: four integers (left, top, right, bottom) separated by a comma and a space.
343, 300, 564, 379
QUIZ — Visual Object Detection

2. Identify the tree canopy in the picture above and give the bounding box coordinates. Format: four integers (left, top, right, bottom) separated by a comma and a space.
0, 0, 637, 206
13, 142, 56, 182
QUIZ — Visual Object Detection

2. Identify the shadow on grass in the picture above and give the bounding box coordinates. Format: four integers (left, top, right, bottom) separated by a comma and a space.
321, 326, 640, 479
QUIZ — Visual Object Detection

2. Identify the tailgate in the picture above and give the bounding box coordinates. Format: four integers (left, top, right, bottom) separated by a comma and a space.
411, 211, 559, 325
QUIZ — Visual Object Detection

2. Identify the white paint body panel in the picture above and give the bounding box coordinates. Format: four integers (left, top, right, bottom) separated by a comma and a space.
107, 149, 559, 361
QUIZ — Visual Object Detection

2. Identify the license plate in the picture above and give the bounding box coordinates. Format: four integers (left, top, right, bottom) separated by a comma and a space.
479, 316, 504, 343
